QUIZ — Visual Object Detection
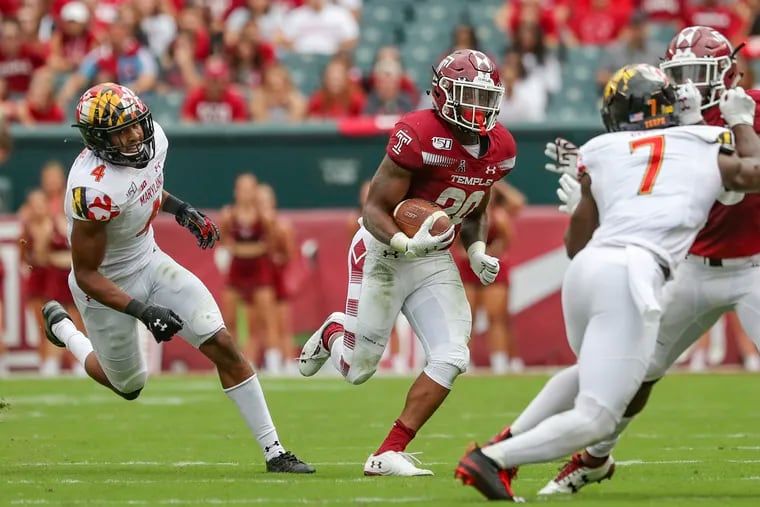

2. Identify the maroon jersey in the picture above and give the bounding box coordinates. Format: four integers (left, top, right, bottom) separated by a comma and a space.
690, 89, 760, 258
386, 109, 517, 226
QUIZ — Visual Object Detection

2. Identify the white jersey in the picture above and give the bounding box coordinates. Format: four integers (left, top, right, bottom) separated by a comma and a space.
65, 122, 168, 281
580, 125, 733, 270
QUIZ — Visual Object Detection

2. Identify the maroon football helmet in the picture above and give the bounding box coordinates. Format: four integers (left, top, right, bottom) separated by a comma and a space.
431, 49, 504, 134
660, 25, 739, 110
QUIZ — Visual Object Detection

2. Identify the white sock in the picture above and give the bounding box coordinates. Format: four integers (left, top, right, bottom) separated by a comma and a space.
586, 416, 633, 458
264, 348, 282, 373
490, 352, 509, 375
52, 318, 93, 366
511, 365, 579, 435
224, 375, 285, 461
329, 336, 345, 376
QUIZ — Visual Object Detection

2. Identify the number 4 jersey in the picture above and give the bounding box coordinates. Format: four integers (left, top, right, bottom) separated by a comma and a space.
64, 122, 168, 282
386, 109, 517, 226
580, 125, 733, 271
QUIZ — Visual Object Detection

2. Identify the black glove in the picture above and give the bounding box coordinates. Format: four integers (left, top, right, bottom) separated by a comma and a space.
125, 299, 183, 343
176, 203, 220, 249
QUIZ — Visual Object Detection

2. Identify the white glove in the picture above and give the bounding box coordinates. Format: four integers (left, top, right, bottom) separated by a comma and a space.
676, 79, 703, 125
544, 137, 579, 177
557, 173, 581, 214
390, 213, 455, 258
720, 86, 756, 127
467, 241, 500, 285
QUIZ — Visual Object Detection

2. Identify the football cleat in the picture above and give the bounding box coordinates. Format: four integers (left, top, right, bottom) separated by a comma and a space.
538, 453, 615, 495
463, 426, 518, 481
363, 451, 434, 476
266, 451, 315, 473
455, 447, 517, 501
298, 312, 345, 377
41, 300, 71, 348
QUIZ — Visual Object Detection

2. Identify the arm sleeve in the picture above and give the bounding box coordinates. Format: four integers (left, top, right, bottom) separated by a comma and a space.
71, 186, 121, 222
385, 121, 424, 170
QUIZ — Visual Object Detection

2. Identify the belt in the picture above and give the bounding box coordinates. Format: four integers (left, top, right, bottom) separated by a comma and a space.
688, 254, 760, 267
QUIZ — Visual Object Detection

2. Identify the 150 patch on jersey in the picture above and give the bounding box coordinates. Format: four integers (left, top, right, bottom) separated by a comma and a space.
72, 186, 121, 221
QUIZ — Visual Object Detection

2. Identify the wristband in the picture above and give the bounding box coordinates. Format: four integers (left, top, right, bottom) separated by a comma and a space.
125, 299, 148, 318
467, 241, 486, 259
162, 193, 186, 215
390, 232, 410, 253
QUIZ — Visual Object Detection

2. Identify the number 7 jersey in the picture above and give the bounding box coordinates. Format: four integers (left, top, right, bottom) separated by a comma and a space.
386, 109, 517, 225
64, 122, 169, 282
580, 125, 733, 271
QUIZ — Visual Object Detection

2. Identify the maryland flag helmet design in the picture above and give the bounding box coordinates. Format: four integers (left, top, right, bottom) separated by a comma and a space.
73, 82, 155, 168
601, 64, 679, 133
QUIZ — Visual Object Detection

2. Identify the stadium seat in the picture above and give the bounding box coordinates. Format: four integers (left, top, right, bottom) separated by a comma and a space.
648, 22, 678, 47
145, 92, 183, 125
280, 53, 332, 95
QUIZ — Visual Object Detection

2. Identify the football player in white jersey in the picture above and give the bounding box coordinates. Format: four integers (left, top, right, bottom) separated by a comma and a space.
41, 83, 313, 473
456, 64, 760, 501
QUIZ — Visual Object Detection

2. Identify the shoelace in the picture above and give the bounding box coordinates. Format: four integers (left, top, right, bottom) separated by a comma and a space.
278, 452, 301, 464
554, 454, 584, 482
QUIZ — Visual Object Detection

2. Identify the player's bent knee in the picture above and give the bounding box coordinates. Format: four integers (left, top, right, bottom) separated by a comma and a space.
117, 388, 143, 401
111, 369, 147, 398
575, 394, 618, 444
423, 361, 463, 389
345, 367, 375, 385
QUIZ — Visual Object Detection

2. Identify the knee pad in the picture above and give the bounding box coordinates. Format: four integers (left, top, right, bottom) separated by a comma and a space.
428, 342, 470, 372
574, 394, 619, 444
423, 361, 463, 390
112, 368, 147, 397
345, 366, 375, 386
118, 388, 143, 401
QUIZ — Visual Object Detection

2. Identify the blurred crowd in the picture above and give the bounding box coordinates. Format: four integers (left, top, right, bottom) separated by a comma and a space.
3, 0, 760, 127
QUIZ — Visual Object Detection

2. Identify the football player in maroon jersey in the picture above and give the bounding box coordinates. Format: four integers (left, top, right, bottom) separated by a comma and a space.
504, 26, 760, 496
298, 49, 518, 476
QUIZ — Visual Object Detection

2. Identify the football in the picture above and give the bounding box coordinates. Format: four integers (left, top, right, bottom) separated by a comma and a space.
393, 198, 452, 237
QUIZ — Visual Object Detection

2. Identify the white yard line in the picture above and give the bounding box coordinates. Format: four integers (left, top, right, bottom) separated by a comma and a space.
10, 498, 435, 505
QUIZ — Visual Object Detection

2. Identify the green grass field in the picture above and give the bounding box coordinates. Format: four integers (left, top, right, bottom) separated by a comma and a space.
1, 373, 759, 506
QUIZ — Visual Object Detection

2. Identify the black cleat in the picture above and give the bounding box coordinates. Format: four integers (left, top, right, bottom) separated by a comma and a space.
455, 447, 516, 501
41, 300, 71, 348
266, 451, 315, 474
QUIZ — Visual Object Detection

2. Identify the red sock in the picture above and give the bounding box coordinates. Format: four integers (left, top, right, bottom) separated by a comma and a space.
375, 419, 416, 455
321, 322, 343, 350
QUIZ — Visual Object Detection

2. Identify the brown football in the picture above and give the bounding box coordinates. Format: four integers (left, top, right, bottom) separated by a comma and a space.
393, 198, 452, 237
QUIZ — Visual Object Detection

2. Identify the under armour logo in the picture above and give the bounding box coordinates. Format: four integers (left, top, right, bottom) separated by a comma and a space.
154, 319, 168, 331
485, 165, 497, 175
264, 440, 280, 453
382, 250, 399, 258
370, 461, 382, 469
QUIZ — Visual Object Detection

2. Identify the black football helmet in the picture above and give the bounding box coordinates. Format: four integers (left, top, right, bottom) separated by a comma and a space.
601, 63, 679, 132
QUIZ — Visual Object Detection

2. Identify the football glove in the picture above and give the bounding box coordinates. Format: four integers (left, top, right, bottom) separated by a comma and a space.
176, 204, 220, 249
557, 174, 582, 214
468, 241, 500, 285
720, 86, 756, 127
125, 300, 183, 343
544, 137, 579, 177
390, 214, 456, 258
676, 79, 703, 125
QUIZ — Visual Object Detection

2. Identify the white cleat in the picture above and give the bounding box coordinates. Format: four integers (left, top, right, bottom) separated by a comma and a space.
298, 312, 345, 377
538, 453, 615, 495
363, 451, 434, 477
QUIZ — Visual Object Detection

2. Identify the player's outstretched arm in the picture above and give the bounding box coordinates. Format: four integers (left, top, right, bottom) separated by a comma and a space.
564, 174, 599, 259
362, 155, 413, 246
720, 88, 760, 157
161, 191, 220, 249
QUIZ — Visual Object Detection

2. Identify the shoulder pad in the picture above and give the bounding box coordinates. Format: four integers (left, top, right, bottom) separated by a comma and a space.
71, 186, 121, 222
